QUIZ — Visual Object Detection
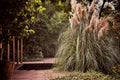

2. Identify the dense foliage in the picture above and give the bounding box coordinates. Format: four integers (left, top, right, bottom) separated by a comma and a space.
0, 0, 42, 39
23, 0, 70, 59
0, 0, 48, 60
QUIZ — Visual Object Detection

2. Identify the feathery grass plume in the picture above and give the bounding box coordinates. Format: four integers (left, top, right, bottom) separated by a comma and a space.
93, 17, 99, 32
85, 24, 93, 32
71, 0, 77, 13
69, 14, 80, 29
81, 6, 88, 21
97, 18, 109, 38
97, 18, 108, 30
89, 0, 95, 14
85, 10, 98, 33
89, 12, 97, 29
76, 3, 82, 21
55, 0, 120, 74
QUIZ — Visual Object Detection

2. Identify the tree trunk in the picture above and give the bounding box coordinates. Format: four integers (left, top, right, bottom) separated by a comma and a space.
0, 60, 14, 80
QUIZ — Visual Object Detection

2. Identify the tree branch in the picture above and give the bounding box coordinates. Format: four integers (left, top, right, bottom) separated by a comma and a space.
99, 0, 106, 19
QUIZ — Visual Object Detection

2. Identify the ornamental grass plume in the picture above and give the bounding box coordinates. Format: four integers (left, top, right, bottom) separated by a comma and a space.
97, 18, 109, 38
88, 12, 97, 30
85, 10, 98, 32
97, 18, 109, 31
55, 0, 120, 74
69, 14, 79, 29
69, 1, 88, 29
71, 0, 77, 12
76, 3, 82, 21
81, 6, 88, 20
89, 0, 95, 14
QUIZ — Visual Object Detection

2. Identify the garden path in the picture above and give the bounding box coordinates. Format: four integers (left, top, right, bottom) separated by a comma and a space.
12, 58, 67, 80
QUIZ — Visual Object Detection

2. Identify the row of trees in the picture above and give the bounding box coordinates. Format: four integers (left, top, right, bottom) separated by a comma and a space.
0, 0, 71, 60
0, 0, 46, 61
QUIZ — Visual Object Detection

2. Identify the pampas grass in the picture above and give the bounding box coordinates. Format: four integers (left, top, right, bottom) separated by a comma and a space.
55, 0, 120, 74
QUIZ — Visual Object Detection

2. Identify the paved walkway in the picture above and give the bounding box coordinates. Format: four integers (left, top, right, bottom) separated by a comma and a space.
22, 58, 56, 64
12, 58, 68, 80
15, 58, 56, 70
12, 70, 66, 80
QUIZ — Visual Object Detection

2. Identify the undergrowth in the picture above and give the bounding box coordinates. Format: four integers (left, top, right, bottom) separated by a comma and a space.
51, 70, 120, 80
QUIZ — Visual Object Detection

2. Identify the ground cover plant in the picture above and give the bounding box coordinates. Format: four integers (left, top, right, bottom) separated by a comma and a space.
51, 70, 120, 80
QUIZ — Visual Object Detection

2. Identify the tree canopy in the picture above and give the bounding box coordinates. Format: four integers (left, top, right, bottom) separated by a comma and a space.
23, 0, 70, 58
0, 0, 46, 40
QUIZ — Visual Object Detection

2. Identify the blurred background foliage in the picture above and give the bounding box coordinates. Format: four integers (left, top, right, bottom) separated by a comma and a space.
23, 0, 70, 59
0, 0, 70, 60
0, 0, 44, 39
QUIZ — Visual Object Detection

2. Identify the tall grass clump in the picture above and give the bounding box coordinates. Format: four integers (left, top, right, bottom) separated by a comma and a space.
55, 0, 120, 74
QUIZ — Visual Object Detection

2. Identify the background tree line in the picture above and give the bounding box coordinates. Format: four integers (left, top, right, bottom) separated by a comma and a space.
23, 0, 71, 59
0, 0, 70, 60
